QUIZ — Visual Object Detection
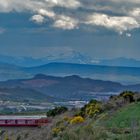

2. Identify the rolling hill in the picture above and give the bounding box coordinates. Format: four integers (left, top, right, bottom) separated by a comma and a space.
0, 87, 55, 102
0, 74, 140, 101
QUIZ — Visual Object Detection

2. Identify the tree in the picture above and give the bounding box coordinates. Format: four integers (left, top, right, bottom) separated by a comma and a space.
47, 106, 68, 117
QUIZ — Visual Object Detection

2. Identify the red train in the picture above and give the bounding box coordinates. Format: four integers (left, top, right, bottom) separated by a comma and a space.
0, 118, 50, 127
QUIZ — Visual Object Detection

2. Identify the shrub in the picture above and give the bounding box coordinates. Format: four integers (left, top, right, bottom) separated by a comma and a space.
16, 135, 21, 140
52, 127, 61, 136
47, 106, 68, 117
52, 126, 65, 137
120, 91, 135, 103
63, 116, 71, 122
4, 134, 9, 140
0, 130, 5, 136
70, 116, 85, 124
59, 126, 110, 140
59, 131, 79, 140
77, 99, 102, 118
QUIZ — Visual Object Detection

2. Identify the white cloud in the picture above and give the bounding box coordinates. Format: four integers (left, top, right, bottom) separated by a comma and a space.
0, 0, 41, 12
108, 0, 140, 4
0, 0, 81, 13
0, 0, 140, 33
45, 0, 81, 9
53, 15, 78, 30
31, 15, 45, 24
85, 13, 140, 33
129, 8, 140, 17
38, 9, 55, 18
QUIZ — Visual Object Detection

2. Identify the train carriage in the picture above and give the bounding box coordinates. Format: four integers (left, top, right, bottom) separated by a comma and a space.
0, 116, 50, 127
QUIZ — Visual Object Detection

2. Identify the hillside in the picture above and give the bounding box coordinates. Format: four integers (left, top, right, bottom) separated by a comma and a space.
0, 87, 53, 102
1, 91, 140, 140
0, 62, 31, 81
1, 74, 140, 102
106, 102, 140, 128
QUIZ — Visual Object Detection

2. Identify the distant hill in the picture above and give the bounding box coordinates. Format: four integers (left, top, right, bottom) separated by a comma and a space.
0, 87, 54, 102
1, 62, 140, 84
0, 61, 31, 81
1, 74, 140, 101
25, 62, 140, 84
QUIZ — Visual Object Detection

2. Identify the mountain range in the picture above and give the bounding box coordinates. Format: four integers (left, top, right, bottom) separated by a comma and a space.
0, 74, 140, 102
0, 62, 140, 84
0, 54, 140, 84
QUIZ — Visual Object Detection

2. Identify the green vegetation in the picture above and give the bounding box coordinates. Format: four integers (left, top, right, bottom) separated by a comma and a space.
50, 91, 140, 140
1, 91, 140, 140
47, 106, 68, 117
106, 102, 140, 128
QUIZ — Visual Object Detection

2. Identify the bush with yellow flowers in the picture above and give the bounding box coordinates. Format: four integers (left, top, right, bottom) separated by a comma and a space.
70, 116, 85, 124
77, 99, 102, 118
85, 102, 101, 117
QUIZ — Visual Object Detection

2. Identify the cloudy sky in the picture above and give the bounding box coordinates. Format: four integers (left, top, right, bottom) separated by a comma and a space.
0, 0, 140, 60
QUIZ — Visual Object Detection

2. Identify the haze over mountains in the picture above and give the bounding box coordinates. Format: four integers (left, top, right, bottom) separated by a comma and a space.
0, 54, 140, 67
0, 53, 92, 67
0, 54, 140, 103
0, 61, 140, 84
0, 54, 140, 84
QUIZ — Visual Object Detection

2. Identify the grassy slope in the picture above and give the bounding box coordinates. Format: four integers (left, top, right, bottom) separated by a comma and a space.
106, 102, 140, 128
57, 103, 140, 140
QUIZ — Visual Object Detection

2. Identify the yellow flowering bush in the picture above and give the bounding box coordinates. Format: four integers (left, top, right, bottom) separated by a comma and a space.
70, 116, 85, 124
77, 99, 102, 118
85, 103, 101, 117
52, 126, 64, 136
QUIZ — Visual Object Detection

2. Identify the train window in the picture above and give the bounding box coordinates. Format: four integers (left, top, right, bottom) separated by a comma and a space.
7, 120, 16, 124
0, 120, 6, 124
26, 120, 36, 124
17, 120, 26, 124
